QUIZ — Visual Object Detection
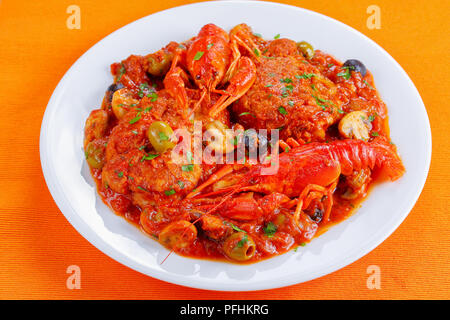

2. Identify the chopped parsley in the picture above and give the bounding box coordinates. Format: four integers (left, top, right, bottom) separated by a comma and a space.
312, 94, 334, 111
137, 186, 148, 192
182, 164, 194, 172
295, 73, 316, 80
158, 132, 169, 141
238, 112, 255, 117
147, 92, 158, 102
129, 114, 141, 124
280, 78, 293, 83
263, 222, 277, 238
278, 106, 288, 115
337, 67, 352, 80
274, 33, 280, 39
236, 234, 248, 248
177, 180, 185, 189
207, 43, 214, 49
253, 48, 260, 57
223, 221, 246, 233
193, 51, 204, 60
141, 153, 158, 161
364, 80, 374, 90
117, 63, 126, 81
117, 171, 124, 178
164, 189, 176, 196
368, 115, 375, 122
371, 131, 379, 137
137, 82, 151, 98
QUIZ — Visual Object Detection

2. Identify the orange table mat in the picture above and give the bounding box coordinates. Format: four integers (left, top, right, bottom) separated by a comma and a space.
0, 0, 449, 299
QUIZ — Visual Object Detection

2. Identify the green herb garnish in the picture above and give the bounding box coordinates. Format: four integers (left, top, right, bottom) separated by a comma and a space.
164, 189, 176, 196
278, 106, 288, 115
141, 153, 158, 161
280, 78, 293, 83
177, 180, 185, 189
237, 234, 248, 248
238, 112, 255, 117
182, 164, 194, 172
364, 80, 374, 90
337, 67, 351, 80
158, 132, 169, 141
117, 63, 126, 81
263, 222, 277, 238
295, 73, 316, 80
193, 51, 204, 60
223, 221, 246, 233
129, 114, 141, 124
147, 92, 158, 102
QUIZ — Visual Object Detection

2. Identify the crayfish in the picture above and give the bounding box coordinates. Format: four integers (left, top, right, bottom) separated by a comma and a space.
163, 23, 257, 118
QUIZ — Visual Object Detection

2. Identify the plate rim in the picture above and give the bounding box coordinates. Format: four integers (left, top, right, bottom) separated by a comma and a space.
39, 0, 432, 291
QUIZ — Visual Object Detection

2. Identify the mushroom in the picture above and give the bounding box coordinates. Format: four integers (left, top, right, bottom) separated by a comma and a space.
338, 111, 372, 141
111, 88, 138, 120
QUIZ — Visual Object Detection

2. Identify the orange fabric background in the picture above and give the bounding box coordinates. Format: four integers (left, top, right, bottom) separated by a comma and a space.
0, 0, 449, 300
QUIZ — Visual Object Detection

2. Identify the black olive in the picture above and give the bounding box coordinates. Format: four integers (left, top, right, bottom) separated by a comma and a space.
311, 207, 323, 223
343, 59, 367, 77
105, 82, 124, 102
242, 131, 269, 161
244, 131, 258, 150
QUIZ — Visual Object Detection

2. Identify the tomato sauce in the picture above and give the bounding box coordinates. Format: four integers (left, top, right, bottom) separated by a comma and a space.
83, 24, 403, 264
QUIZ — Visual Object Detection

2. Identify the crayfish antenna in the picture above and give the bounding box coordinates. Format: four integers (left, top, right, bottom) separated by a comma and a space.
185, 87, 207, 122
185, 165, 235, 199
160, 183, 244, 265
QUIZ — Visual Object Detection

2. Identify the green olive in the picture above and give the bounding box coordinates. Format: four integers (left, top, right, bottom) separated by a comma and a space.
147, 53, 172, 77
85, 141, 105, 169
274, 213, 286, 227
297, 41, 315, 59
159, 220, 197, 249
223, 232, 256, 262
147, 121, 176, 153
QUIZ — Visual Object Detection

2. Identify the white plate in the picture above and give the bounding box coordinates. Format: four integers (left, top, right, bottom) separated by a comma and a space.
40, 0, 431, 291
